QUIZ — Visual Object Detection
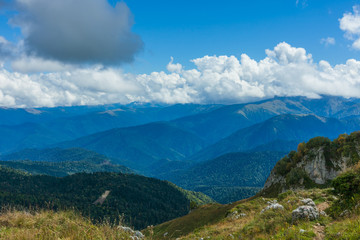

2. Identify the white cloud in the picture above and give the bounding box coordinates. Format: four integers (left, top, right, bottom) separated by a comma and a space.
339, 5, 360, 50
320, 37, 336, 47
166, 57, 183, 73
0, 66, 141, 107
5, 0, 142, 64
1, 42, 360, 107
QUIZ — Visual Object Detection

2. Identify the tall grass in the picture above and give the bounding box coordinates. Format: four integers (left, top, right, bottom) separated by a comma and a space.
0, 208, 133, 240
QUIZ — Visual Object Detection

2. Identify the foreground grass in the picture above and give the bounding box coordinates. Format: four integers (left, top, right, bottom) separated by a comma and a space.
4, 188, 360, 239
325, 214, 360, 239
162, 189, 336, 239
0, 209, 134, 240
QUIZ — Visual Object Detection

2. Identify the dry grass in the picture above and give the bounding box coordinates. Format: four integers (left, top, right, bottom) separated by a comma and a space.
0, 209, 133, 240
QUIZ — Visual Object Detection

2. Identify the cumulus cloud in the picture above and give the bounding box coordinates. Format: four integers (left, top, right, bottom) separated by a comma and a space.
6, 0, 142, 64
1, 42, 360, 108
0, 66, 141, 107
339, 5, 360, 50
167, 57, 183, 73
320, 37, 336, 47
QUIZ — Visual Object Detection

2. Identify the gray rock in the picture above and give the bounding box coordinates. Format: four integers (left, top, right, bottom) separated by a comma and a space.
228, 210, 246, 219
261, 203, 284, 214
119, 226, 134, 234
135, 231, 144, 238
292, 205, 319, 221
119, 226, 144, 239
301, 198, 316, 207
320, 210, 327, 216
263, 147, 350, 195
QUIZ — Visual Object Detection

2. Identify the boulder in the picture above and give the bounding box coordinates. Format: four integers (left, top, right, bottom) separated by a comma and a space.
301, 198, 316, 207
292, 205, 319, 221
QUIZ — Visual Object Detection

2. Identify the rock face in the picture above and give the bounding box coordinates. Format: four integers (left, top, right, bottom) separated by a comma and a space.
297, 148, 347, 184
262, 146, 350, 195
292, 198, 319, 221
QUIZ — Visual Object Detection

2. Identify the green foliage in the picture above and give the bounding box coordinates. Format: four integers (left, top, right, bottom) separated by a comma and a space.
1, 148, 109, 163
306, 136, 331, 149
285, 168, 317, 189
273, 155, 292, 176
328, 168, 360, 217
286, 168, 307, 186
166, 182, 215, 206
0, 147, 132, 177
0, 167, 190, 230
193, 186, 261, 204
0, 160, 131, 177
56, 122, 207, 172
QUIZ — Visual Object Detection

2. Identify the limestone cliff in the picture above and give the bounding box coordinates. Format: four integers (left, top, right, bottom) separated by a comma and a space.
261, 132, 360, 196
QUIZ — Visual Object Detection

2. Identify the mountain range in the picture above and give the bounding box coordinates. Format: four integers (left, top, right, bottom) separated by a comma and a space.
1, 95, 360, 203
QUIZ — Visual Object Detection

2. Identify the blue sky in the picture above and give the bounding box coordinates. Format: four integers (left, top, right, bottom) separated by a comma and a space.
0, 0, 360, 107
1, 0, 359, 73
120, 0, 360, 73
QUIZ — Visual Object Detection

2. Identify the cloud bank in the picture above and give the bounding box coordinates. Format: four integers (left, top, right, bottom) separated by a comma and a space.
6, 0, 142, 64
340, 5, 360, 50
0, 42, 360, 108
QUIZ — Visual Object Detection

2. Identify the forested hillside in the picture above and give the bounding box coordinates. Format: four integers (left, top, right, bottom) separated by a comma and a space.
0, 167, 197, 229
55, 122, 206, 172
166, 151, 285, 203
0, 148, 131, 177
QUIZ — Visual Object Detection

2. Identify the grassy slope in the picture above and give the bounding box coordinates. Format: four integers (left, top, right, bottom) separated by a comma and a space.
148, 198, 252, 239
149, 189, 336, 239
0, 209, 135, 240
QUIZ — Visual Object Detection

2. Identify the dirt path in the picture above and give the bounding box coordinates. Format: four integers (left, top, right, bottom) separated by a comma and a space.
313, 223, 325, 240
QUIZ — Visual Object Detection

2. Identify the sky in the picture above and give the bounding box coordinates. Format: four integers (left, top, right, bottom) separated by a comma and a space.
0, 0, 360, 107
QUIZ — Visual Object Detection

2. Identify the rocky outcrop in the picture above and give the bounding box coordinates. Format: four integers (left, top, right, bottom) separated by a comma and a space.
297, 148, 347, 184
292, 198, 319, 221
292, 206, 319, 221
262, 146, 350, 195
